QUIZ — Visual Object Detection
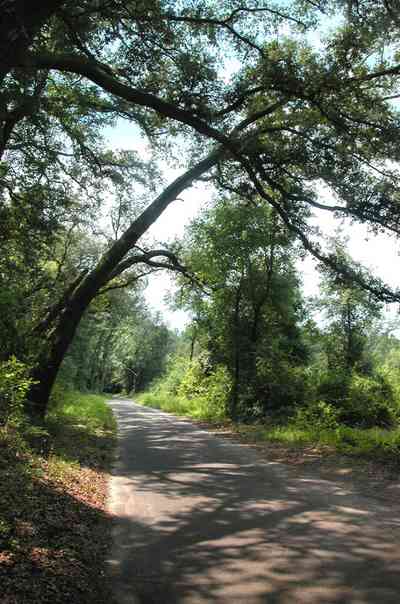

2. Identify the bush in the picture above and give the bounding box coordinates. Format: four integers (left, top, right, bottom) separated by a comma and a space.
317, 369, 350, 407
293, 399, 340, 431
341, 374, 396, 428
139, 356, 231, 421
198, 365, 231, 420
0, 357, 34, 427
177, 358, 206, 399
150, 355, 190, 397
178, 360, 231, 420
255, 358, 313, 417
317, 370, 396, 428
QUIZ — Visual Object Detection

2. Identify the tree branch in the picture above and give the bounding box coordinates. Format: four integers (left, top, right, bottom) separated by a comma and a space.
22, 52, 231, 143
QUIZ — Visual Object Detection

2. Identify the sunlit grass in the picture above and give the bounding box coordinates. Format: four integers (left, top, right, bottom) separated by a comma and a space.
47, 388, 116, 432
238, 423, 400, 462
43, 389, 116, 468
137, 391, 225, 421
137, 391, 400, 464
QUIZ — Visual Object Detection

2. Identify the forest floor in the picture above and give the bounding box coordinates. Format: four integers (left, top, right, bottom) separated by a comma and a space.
0, 392, 116, 604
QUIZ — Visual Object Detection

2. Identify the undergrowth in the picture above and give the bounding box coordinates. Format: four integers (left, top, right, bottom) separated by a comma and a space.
137, 391, 224, 421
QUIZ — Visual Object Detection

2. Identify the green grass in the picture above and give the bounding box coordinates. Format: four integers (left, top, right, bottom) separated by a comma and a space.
41, 388, 116, 468
48, 388, 116, 432
236, 423, 400, 463
137, 391, 400, 465
137, 391, 226, 421
138, 391, 198, 415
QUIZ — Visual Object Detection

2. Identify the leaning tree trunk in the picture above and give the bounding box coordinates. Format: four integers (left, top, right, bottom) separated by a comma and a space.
28, 258, 128, 419
27, 150, 221, 419
29, 302, 89, 421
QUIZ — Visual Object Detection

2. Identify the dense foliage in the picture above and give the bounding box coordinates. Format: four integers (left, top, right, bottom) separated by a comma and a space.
2, 0, 400, 427
173, 198, 309, 419
144, 211, 400, 432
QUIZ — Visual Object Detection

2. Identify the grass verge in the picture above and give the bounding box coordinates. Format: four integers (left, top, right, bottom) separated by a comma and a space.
137, 391, 225, 421
138, 392, 199, 416
0, 390, 116, 604
238, 424, 400, 464
136, 392, 400, 467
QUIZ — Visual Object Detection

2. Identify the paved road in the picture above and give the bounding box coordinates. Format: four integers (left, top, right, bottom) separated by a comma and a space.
107, 400, 400, 604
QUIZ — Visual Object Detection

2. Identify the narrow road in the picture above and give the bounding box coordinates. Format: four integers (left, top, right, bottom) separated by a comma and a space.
107, 400, 400, 604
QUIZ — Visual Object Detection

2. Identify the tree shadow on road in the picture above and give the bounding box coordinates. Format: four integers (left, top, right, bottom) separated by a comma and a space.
108, 402, 400, 603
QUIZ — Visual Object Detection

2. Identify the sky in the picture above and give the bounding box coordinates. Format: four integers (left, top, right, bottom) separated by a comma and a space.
144, 197, 400, 330
104, 63, 400, 331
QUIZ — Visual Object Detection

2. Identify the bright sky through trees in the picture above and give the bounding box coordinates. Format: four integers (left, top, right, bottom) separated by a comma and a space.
105, 120, 400, 330
103, 10, 400, 330
4, 0, 400, 420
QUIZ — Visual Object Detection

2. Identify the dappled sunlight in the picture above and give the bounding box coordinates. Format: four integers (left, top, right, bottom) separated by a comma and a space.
0, 446, 113, 602
107, 401, 400, 603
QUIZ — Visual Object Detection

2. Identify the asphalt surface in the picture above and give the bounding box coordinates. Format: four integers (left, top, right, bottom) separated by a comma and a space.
107, 400, 400, 604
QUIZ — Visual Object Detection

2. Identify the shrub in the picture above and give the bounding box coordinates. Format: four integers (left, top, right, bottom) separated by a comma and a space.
197, 365, 231, 420
0, 357, 34, 427
150, 355, 190, 397
293, 399, 340, 431
317, 369, 350, 407
255, 358, 313, 417
177, 358, 205, 399
178, 360, 231, 420
341, 374, 396, 428
139, 355, 231, 422
317, 369, 396, 428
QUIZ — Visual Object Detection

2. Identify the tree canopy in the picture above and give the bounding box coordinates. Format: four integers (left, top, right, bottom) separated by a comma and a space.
2, 0, 400, 415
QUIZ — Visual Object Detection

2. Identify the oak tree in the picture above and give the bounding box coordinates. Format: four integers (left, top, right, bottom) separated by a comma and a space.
2, 1, 400, 417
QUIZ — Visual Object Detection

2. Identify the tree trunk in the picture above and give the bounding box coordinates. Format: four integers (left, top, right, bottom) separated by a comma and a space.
345, 301, 354, 371
96, 331, 113, 391
189, 333, 196, 361
27, 150, 221, 418
230, 279, 243, 421
28, 300, 90, 419
248, 235, 275, 396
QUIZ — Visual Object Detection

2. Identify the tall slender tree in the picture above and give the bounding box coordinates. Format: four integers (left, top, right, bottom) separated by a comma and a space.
176, 198, 307, 418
